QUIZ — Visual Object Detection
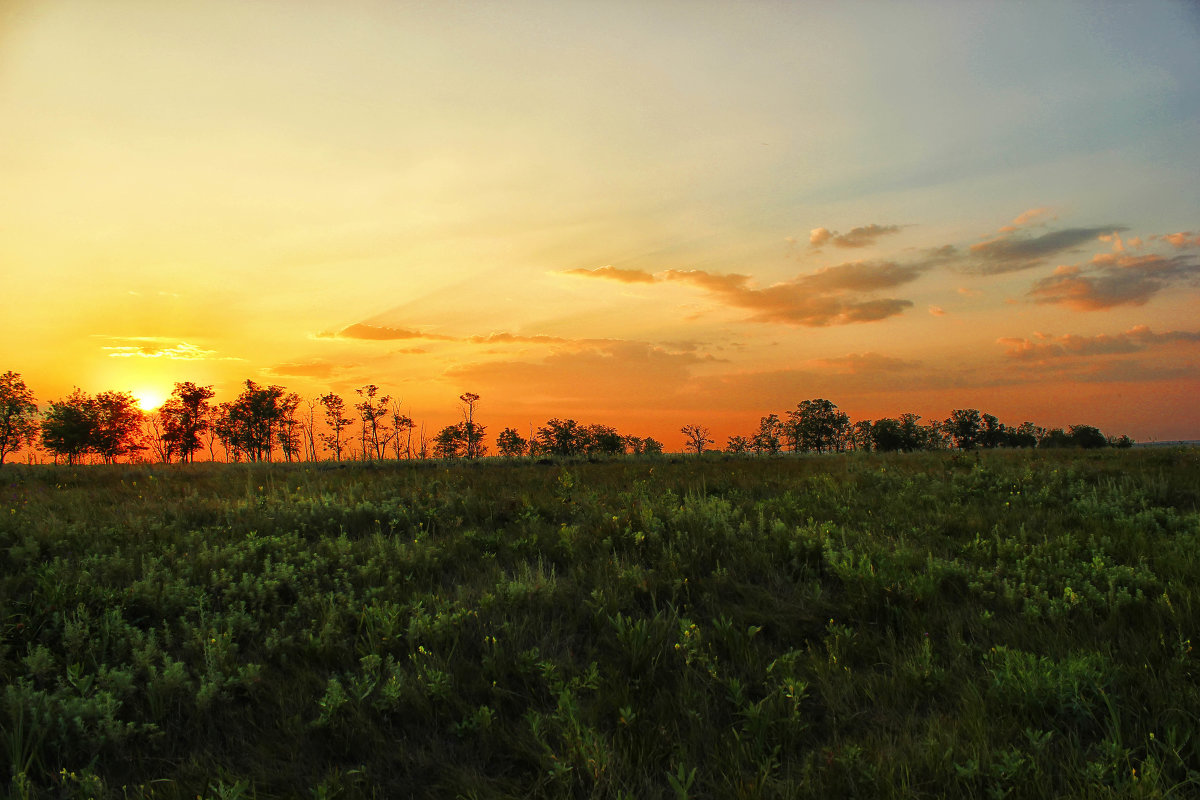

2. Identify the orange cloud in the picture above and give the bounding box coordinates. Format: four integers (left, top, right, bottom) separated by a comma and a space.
1029, 253, 1199, 310
998, 325, 1200, 359
928, 305, 946, 316
806, 352, 918, 374
808, 224, 902, 249
1161, 231, 1200, 248
998, 207, 1052, 233
560, 265, 657, 283
663, 263, 919, 326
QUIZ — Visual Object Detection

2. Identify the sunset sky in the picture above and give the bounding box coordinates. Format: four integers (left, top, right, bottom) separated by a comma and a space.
2, 1, 1199, 447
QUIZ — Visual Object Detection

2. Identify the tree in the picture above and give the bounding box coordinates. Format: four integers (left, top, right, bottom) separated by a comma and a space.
0, 370, 38, 466
497, 427, 528, 457
850, 419, 874, 451
944, 409, 983, 450
276, 392, 303, 462
41, 389, 143, 464
870, 418, 906, 452
356, 385, 392, 460
459, 392, 484, 459
319, 393, 354, 461
537, 418, 587, 457
752, 414, 782, 455
787, 399, 849, 453
680, 424, 713, 456
159, 382, 215, 463
221, 380, 288, 462
391, 402, 415, 460
725, 435, 750, 454
585, 424, 625, 456
91, 391, 145, 464
640, 437, 664, 456
41, 389, 96, 464
980, 413, 1006, 449
433, 425, 464, 459
1069, 424, 1108, 449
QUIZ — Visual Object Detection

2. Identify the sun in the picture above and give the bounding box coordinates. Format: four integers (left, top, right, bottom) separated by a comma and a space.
132, 388, 168, 412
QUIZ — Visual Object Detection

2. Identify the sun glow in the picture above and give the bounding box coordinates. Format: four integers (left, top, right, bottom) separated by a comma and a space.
133, 388, 168, 412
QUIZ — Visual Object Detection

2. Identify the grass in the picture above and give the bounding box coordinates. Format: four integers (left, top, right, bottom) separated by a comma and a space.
1, 448, 1199, 798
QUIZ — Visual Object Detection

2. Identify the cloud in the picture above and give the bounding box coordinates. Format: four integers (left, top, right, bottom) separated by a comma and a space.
98, 337, 233, 360
320, 323, 445, 341
928, 305, 946, 316
806, 352, 918, 374
264, 360, 355, 379
998, 325, 1200, 360
662, 258, 933, 326
1161, 231, 1200, 248
809, 224, 903, 249
1029, 253, 1199, 310
968, 226, 1125, 274
998, 207, 1052, 233
561, 265, 657, 283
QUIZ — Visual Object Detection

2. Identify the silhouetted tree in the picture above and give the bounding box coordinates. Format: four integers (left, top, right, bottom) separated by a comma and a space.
91, 391, 145, 464
870, 418, 906, 452
459, 392, 483, 459
640, 437, 664, 456
980, 413, 1006, 449
585, 424, 625, 456
725, 435, 750, 454
160, 382, 215, 463
356, 384, 392, 460
1112, 434, 1134, 448
1005, 421, 1041, 448
223, 380, 288, 462
319, 393, 354, 461
497, 427, 528, 457
1069, 424, 1108, 449
0, 370, 38, 466
752, 414, 782, 455
681, 424, 713, 456
277, 392, 303, 462
41, 389, 96, 464
538, 419, 587, 456
850, 419, 874, 451
433, 425, 464, 459
391, 401, 415, 460
945, 409, 984, 450
1039, 427, 1071, 449
788, 399, 850, 453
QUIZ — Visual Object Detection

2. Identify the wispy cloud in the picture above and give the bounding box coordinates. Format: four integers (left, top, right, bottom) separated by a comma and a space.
560, 265, 657, 283
809, 224, 902, 249
97, 337, 235, 360
997, 206, 1052, 233
998, 325, 1200, 359
663, 265, 916, 326
806, 352, 918, 373
1029, 254, 1199, 310
968, 226, 1124, 274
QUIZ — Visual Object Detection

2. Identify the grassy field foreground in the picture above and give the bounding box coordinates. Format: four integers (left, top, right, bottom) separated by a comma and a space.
1, 449, 1198, 798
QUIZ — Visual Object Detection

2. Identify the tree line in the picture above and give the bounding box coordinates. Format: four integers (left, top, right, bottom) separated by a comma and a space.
1, 370, 1131, 467
680, 399, 1132, 456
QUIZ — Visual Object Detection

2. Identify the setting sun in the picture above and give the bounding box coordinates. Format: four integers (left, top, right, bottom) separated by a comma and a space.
133, 388, 168, 413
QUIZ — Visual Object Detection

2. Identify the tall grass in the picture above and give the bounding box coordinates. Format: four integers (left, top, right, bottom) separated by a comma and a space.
1, 448, 1198, 798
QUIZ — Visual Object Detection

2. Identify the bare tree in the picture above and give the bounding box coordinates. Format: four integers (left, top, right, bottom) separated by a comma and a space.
459, 392, 483, 458
319, 393, 354, 461
680, 424, 713, 456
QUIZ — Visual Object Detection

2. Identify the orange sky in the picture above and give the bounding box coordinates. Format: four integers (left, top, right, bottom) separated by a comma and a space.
2, 1, 1199, 448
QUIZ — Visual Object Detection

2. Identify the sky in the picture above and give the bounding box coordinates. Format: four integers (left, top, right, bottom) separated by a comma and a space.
2, 0, 1199, 448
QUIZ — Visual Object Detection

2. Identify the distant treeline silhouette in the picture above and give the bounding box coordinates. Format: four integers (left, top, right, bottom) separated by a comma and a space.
0, 370, 1132, 466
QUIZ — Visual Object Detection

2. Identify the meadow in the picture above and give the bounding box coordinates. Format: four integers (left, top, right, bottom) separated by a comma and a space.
1, 448, 1198, 799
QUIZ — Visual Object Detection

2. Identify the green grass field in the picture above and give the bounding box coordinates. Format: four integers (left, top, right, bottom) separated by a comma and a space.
2, 449, 1198, 798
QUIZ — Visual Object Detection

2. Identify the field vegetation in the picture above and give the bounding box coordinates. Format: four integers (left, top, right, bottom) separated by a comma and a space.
2, 448, 1198, 798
